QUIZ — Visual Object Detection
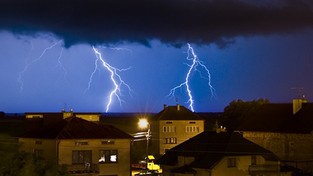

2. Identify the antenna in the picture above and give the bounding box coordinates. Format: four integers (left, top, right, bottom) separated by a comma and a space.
291, 87, 305, 99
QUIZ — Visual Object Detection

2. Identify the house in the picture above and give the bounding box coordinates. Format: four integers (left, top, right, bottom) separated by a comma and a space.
156, 131, 287, 176
153, 104, 205, 155
237, 98, 313, 172
19, 115, 133, 176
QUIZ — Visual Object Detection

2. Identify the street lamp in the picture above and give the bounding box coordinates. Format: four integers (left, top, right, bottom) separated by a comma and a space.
138, 118, 150, 171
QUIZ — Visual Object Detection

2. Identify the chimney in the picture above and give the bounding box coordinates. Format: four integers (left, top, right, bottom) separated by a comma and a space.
177, 104, 180, 111
293, 97, 307, 114
163, 104, 167, 109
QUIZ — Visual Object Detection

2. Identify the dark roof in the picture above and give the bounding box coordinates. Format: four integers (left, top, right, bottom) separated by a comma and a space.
156, 131, 278, 169
154, 105, 204, 121
20, 117, 133, 139
237, 103, 313, 133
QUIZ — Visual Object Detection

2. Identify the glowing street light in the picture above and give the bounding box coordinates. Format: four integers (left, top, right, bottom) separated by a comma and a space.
138, 118, 151, 170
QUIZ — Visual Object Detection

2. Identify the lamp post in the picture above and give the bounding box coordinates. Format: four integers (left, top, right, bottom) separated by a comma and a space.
138, 118, 150, 171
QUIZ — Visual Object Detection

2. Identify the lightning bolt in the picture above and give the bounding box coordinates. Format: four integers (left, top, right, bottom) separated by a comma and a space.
88, 46, 132, 112
168, 43, 215, 112
17, 40, 62, 92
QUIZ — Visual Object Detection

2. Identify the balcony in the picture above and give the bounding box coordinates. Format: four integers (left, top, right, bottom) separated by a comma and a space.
249, 164, 280, 174
64, 163, 99, 175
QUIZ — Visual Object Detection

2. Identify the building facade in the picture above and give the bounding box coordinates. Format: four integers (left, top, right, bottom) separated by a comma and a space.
157, 131, 287, 176
19, 115, 133, 176
237, 99, 313, 172
154, 105, 205, 155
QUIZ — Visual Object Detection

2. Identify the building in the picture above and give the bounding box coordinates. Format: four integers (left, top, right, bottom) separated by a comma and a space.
19, 115, 133, 176
237, 98, 313, 172
153, 104, 205, 155
156, 131, 288, 176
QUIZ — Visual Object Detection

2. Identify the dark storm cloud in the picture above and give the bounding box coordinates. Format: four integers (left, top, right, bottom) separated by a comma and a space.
0, 0, 313, 47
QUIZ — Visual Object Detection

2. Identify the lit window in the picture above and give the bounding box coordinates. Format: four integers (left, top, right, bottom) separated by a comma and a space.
99, 150, 118, 163
101, 140, 115, 145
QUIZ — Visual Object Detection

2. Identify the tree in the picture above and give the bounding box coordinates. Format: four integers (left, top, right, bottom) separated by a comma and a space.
222, 98, 269, 131
0, 134, 69, 176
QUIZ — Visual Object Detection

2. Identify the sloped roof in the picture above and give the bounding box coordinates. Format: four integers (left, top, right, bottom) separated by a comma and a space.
156, 131, 278, 169
237, 103, 313, 133
20, 117, 133, 139
154, 105, 203, 121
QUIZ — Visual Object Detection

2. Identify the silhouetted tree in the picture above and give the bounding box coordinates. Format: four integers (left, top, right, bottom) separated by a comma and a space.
0, 134, 69, 176
222, 98, 269, 131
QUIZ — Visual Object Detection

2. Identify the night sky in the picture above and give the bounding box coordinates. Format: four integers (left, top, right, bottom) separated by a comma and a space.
1, 0, 313, 113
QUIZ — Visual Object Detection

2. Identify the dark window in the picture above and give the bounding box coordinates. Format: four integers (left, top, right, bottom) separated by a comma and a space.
165, 121, 172, 124
165, 138, 177, 144
189, 121, 196, 124
251, 156, 257, 165
227, 158, 236, 168
99, 150, 118, 163
72, 150, 92, 164
34, 149, 43, 158
35, 140, 42, 145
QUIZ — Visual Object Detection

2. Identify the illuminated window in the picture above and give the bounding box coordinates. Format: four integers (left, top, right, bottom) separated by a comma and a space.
72, 150, 92, 164
101, 140, 115, 145
99, 150, 118, 163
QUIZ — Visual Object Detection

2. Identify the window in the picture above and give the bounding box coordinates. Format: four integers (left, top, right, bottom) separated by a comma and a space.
165, 138, 177, 144
162, 126, 176, 133
165, 121, 172, 124
35, 140, 42, 145
72, 150, 92, 164
251, 156, 257, 165
189, 121, 196, 124
99, 150, 118, 163
186, 126, 199, 133
75, 141, 88, 146
101, 140, 115, 145
227, 158, 237, 168
34, 149, 43, 158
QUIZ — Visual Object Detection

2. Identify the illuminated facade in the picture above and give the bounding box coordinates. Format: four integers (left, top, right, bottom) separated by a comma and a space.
154, 105, 205, 154
19, 115, 133, 176
156, 131, 286, 176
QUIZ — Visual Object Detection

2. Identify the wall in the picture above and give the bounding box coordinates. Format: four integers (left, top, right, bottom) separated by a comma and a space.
159, 120, 204, 154
58, 138, 131, 176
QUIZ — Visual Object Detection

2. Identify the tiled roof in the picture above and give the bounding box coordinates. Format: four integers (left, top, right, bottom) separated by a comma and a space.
154, 105, 204, 121
156, 131, 278, 169
237, 103, 313, 133
20, 116, 133, 139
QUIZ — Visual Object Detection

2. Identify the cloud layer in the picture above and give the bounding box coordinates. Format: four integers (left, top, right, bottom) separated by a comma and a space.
1, 0, 313, 47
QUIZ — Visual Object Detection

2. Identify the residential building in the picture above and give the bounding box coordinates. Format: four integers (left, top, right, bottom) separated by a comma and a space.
237, 98, 313, 172
156, 131, 288, 176
153, 104, 205, 155
19, 115, 133, 176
